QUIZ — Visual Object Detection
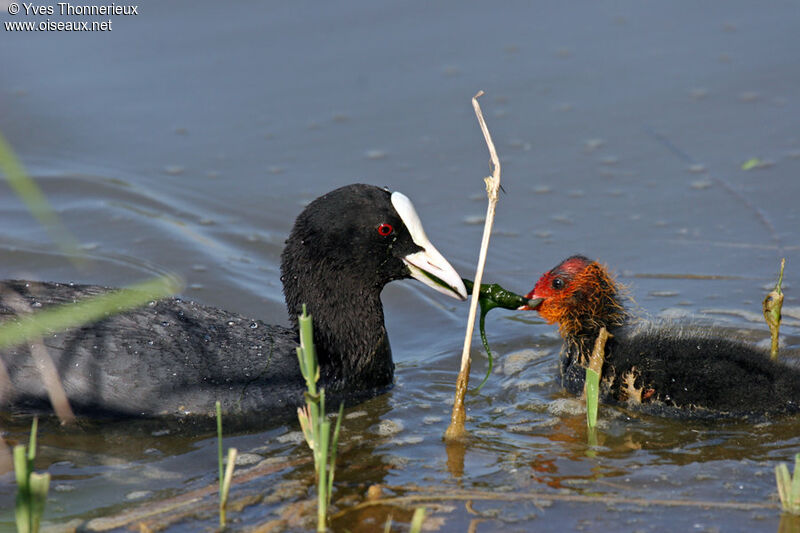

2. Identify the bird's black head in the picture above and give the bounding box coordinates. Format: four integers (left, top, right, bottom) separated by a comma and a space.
281, 184, 466, 306
279, 184, 465, 389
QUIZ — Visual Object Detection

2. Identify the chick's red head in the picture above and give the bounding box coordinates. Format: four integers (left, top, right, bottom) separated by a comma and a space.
523, 255, 624, 338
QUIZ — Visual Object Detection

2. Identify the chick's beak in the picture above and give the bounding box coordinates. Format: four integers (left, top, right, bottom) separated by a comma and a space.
517, 295, 544, 311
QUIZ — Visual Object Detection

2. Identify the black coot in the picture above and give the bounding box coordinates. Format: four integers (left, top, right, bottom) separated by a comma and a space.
0, 184, 467, 420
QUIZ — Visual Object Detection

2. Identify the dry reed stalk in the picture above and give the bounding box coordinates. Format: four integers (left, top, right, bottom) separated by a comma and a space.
445, 91, 502, 441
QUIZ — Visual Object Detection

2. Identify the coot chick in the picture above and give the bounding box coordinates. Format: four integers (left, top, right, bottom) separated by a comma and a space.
0, 184, 467, 420
520, 255, 800, 418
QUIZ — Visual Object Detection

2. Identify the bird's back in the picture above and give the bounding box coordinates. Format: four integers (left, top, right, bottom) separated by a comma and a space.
0, 280, 304, 420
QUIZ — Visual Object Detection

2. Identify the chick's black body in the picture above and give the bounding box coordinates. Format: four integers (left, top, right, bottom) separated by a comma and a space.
0, 184, 465, 421
561, 324, 800, 418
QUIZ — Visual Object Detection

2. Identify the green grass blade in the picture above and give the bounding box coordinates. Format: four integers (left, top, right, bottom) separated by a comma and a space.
13, 445, 29, 491
0, 276, 181, 351
792, 453, 800, 512
327, 402, 345, 508
295, 304, 345, 531
29, 472, 50, 533
777, 462, 792, 511
317, 419, 331, 532
585, 368, 600, 429
409, 507, 426, 533
219, 447, 237, 528
14, 445, 31, 533
319, 419, 330, 482
0, 131, 84, 266
221, 448, 237, 504
298, 305, 317, 396
27, 417, 38, 463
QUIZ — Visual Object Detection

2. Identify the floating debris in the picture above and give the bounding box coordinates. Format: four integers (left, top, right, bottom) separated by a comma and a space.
442, 65, 461, 77
690, 179, 713, 190
689, 88, 709, 101
375, 419, 404, 436
126, 490, 152, 501
463, 215, 486, 225
364, 149, 387, 160
234, 453, 262, 466
738, 91, 760, 102
584, 138, 606, 153
164, 165, 185, 176
742, 158, 774, 170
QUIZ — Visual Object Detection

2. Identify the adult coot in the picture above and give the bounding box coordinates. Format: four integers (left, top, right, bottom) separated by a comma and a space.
0, 184, 467, 420
520, 255, 800, 418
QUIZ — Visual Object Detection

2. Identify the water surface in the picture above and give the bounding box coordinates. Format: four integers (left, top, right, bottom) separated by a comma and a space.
1, 1, 799, 531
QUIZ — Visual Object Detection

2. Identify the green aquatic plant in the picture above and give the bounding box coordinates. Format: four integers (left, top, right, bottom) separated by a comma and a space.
763, 258, 786, 361
776, 453, 800, 514
585, 327, 610, 445
296, 304, 344, 532
14, 418, 50, 533
408, 507, 426, 533
741, 157, 762, 171
216, 401, 238, 528
461, 278, 529, 392
382, 506, 426, 533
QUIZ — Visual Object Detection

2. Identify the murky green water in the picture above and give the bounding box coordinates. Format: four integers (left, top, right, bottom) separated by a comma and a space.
2, 1, 800, 531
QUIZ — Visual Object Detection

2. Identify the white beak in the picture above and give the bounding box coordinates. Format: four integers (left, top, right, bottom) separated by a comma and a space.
391, 192, 467, 301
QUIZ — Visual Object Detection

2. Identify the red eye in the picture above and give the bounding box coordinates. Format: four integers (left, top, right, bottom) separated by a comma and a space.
377, 223, 394, 236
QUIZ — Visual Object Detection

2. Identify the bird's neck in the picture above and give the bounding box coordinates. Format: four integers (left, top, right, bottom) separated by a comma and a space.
283, 268, 394, 393
561, 291, 627, 366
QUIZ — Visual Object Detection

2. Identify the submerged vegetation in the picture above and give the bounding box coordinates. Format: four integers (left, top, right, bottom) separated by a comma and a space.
462, 278, 529, 392
764, 258, 786, 361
